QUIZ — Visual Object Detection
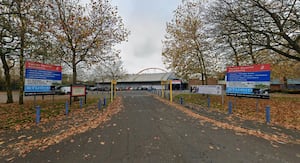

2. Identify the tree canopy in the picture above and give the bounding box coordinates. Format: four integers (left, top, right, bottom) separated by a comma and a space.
0, 0, 129, 104
162, 0, 300, 81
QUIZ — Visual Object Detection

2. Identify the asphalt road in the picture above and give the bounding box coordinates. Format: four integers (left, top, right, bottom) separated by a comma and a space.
14, 91, 300, 163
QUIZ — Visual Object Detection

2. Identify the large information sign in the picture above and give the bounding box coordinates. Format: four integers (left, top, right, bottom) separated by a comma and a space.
24, 61, 62, 96
226, 64, 271, 99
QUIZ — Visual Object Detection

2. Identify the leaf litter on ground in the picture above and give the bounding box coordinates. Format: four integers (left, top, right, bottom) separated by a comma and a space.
0, 97, 123, 161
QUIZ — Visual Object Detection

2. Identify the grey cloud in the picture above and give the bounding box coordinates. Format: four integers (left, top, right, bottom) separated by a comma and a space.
133, 37, 159, 58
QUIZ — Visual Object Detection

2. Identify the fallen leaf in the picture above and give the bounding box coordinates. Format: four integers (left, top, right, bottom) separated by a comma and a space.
18, 135, 26, 139
153, 136, 160, 140
270, 142, 279, 148
209, 145, 214, 150
83, 153, 90, 159
235, 132, 245, 136
70, 139, 75, 143
236, 148, 240, 151
6, 157, 15, 162
100, 141, 105, 145
15, 125, 21, 131
0, 141, 5, 145
212, 127, 218, 130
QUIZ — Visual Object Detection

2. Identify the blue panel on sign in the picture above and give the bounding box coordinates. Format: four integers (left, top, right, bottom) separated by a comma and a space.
25, 69, 62, 80
226, 87, 253, 94
227, 71, 270, 82
25, 85, 51, 92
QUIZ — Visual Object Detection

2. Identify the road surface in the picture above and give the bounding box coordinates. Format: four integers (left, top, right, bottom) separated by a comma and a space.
12, 91, 300, 163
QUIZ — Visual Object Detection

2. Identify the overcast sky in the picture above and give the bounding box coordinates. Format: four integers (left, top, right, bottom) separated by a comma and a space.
82, 0, 181, 74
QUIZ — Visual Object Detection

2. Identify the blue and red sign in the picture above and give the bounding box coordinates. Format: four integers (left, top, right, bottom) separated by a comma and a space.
226, 64, 271, 98
24, 61, 62, 95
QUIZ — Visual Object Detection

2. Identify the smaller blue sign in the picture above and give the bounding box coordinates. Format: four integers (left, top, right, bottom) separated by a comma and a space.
24, 85, 51, 93
226, 87, 253, 95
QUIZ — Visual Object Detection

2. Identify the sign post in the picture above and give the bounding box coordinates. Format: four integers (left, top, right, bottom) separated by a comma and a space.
161, 81, 168, 98
111, 80, 117, 102
169, 80, 173, 103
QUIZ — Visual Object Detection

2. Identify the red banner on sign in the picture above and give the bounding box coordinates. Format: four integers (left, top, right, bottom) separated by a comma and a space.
227, 64, 270, 73
25, 61, 62, 72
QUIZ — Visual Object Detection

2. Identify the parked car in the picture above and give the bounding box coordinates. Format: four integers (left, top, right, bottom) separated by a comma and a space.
55, 86, 71, 95
88, 87, 98, 91
61, 86, 71, 94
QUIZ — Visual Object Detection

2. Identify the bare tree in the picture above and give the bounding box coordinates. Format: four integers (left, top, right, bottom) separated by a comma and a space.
92, 53, 127, 82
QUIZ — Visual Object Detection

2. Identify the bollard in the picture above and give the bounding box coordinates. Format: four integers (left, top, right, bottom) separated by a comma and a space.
180, 97, 183, 105
65, 101, 69, 116
36, 106, 41, 124
228, 101, 232, 114
266, 106, 270, 123
79, 98, 83, 109
207, 97, 210, 109
103, 97, 106, 106
98, 99, 102, 111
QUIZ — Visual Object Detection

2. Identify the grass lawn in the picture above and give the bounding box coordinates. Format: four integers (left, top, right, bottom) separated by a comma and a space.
173, 93, 300, 130
0, 93, 110, 130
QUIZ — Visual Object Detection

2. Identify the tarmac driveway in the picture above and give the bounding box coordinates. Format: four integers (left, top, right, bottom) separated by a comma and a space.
13, 91, 300, 163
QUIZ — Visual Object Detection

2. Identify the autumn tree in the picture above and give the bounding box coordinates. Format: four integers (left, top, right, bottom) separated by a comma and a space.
162, 0, 216, 84
258, 50, 300, 79
0, 0, 60, 104
208, 0, 300, 63
0, 0, 38, 104
0, 0, 19, 103
49, 0, 129, 85
11, 1, 50, 104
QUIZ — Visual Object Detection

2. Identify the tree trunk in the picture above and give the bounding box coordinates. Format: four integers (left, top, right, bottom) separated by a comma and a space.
247, 34, 256, 65
227, 36, 240, 66
72, 53, 77, 84
18, 2, 25, 105
0, 55, 13, 103
19, 42, 25, 105
72, 51, 79, 101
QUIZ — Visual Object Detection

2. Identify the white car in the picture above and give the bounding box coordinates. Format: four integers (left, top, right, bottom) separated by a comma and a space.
60, 86, 71, 94
55, 86, 71, 95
